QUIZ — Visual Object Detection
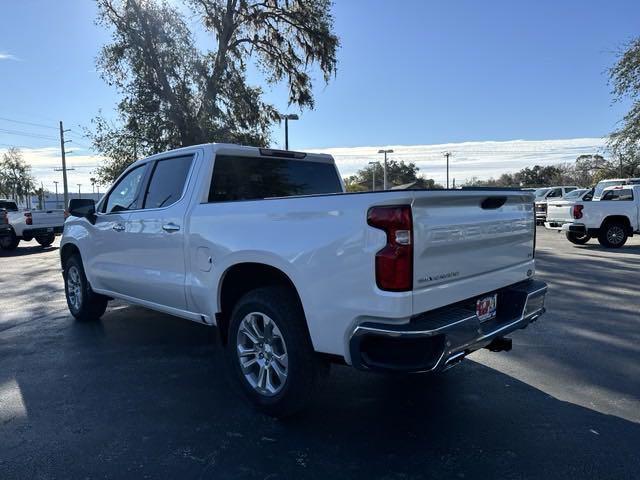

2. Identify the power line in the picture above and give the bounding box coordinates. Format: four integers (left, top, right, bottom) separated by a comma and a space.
0, 127, 59, 141
0, 116, 58, 130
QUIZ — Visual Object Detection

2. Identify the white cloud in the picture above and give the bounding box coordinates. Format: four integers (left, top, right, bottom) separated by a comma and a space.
1, 146, 103, 192
0, 52, 20, 61
305, 137, 609, 185
2, 137, 608, 192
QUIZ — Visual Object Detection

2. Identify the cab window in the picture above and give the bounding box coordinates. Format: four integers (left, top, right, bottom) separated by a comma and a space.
601, 189, 634, 201
102, 165, 147, 213
546, 188, 563, 198
142, 155, 193, 209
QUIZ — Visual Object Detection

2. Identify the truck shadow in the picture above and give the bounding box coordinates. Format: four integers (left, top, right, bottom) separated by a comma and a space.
0, 245, 59, 257
2, 304, 639, 479
572, 242, 640, 254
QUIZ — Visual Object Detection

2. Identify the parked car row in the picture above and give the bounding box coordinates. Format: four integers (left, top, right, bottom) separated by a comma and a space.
0, 199, 65, 250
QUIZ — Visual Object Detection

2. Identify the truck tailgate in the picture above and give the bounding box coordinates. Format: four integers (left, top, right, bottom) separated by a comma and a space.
546, 201, 575, 223
411, 191, 535, 313
31, 210, 66, 227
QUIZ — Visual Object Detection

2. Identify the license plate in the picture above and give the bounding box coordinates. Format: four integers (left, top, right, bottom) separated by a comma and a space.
47, 228, 53, 232
476, 294, 497, 322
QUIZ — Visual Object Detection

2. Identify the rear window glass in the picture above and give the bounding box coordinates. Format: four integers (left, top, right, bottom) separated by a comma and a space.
601, 189, 634, 201
209, 155, 342, 202
0, 200, 18, 211
594, 180, 624, 198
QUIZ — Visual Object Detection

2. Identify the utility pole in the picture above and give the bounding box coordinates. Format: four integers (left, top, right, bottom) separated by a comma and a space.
444, 152, 452, 189
620, 155, 624, 178
53, 181, 59, 208
378, 149, 394, 190
57, 121, 72, 208
77, 184, 82, 199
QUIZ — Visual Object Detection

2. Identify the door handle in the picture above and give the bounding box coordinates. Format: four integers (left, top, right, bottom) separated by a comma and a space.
113, 223, 125, 232
162, 223, 180, 232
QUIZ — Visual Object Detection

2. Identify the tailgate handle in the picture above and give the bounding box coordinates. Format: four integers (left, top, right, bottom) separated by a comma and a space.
481, 196, 507, 209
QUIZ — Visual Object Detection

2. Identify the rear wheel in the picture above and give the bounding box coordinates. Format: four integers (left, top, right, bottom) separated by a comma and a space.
597, 222, 628, 248
224, 286, 326, 417
0, 231, 19, 250
64, 254, 108, 321
35, 233, 55, 247
565, 231, 591, 245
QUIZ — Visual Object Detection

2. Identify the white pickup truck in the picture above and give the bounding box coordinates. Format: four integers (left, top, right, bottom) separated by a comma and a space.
545, 184, 640, 247
60, 143, 547, 416
0, 199, 65, 250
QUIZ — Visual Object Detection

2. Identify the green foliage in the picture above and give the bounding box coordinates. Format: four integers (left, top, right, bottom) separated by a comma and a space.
343, 159, 443, 192
0, 148, 36, 203
92, 0, 339, 184
609, 37, 640, 162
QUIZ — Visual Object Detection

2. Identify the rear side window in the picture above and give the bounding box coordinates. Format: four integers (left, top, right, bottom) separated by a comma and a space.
209, 155, 342, 202
602, 189, 634, 201
0, 200, 18, 211
143, 155, 193, 209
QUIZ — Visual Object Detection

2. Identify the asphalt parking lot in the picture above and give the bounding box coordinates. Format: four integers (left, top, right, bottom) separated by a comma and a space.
1, 228, 639, 479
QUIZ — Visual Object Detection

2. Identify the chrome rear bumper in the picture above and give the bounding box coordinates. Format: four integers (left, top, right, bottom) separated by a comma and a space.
349, 279, 547, 372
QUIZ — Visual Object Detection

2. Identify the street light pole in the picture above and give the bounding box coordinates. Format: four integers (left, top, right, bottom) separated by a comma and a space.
444, 152, 452, 189
77, 184, 82, 199
53, 181, 59, 208
368, 161, 378, 191
377, 149, 394, 190
280, 114, 299, 150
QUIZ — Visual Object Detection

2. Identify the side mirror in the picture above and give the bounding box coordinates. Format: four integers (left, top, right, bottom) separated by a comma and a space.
67, 199, 96, 223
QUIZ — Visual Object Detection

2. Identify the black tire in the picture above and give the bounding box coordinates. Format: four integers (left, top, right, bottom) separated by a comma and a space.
597, 222, 628, 248
224, 286, 326, 417
63, 254, 108, 321
35, 233, 55, 247
0, 230, 19, 250
565, 231, 591, 245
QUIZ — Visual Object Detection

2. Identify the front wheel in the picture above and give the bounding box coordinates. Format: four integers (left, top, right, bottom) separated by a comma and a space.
597, 222, 628, 248
225, 286, 326, 417
64, 254, 108, 321
565, 231, 591, 245
0, 231, 19, 250
35, 233, 55, 247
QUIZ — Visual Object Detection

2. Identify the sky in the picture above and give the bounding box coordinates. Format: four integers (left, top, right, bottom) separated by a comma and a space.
0, 0, 639, 191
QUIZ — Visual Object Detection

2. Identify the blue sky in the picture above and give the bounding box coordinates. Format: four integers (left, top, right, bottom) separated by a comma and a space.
0, 0, 639, 188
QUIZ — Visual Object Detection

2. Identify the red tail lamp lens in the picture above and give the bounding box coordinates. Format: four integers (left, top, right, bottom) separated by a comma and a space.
367, 206, 413, 292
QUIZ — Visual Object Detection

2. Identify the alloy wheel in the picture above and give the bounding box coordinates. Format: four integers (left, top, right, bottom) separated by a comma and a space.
236, 312, 289, 396
67, 266, 83, 312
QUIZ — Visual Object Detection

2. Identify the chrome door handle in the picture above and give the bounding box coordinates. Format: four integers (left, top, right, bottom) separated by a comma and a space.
113, 223, 125, 232
162, 223, 180, 232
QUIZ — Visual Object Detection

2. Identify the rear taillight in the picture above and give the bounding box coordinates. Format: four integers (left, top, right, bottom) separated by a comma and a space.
572, 205, 583, 219
24, 212, 32, 225
367, 205, 413, 292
